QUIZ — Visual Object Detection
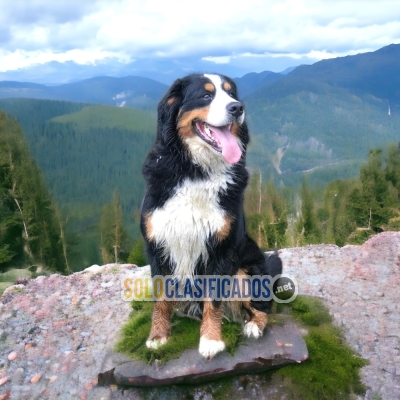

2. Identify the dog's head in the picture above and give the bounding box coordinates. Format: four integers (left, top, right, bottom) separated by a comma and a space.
158, 73, 249, 169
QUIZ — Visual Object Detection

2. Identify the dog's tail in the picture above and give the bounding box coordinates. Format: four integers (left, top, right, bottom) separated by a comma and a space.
264, 251, 283, 278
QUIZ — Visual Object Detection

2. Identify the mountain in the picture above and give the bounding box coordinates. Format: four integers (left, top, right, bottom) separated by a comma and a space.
0, 98, 157, 269
0, 57, 304, 86
244, 43, 400, 183
234, 71, 284, 98
2, 43, 400, 192
0, 70, 285, 110
0, 98, 156, 218
288, 44, 400, 107
0, 76, 168, 109
279, 66, 297, 75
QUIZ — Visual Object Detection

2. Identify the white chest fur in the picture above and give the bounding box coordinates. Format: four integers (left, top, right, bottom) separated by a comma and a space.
149, 172, 233, 278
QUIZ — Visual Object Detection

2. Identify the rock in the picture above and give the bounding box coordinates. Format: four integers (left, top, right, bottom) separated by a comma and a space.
7, 351, 17, 361
0, 376, 9, 385
1, 232, 399, 399
30, 373, 41, 384
98, 316, 308, 386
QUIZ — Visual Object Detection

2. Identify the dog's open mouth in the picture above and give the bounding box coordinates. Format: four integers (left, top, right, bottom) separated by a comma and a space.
194, 121, 242, 164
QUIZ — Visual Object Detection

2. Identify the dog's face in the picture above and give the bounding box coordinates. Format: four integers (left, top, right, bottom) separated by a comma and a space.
158, 74, 248, 169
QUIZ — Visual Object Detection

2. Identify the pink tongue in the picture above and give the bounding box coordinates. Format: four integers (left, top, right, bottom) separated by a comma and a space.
210, 125, 242, 164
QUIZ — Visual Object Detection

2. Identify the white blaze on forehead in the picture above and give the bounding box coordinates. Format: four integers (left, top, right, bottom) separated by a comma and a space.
203, 74, 244, 126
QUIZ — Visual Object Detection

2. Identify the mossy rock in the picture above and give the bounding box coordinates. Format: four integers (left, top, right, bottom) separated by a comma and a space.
346, 229, 374, 245
116, 296, 368, 399
115, 301, 243, 364
275, 295, 368, 399
0, 282, 13, 296
0, 268, 31, 283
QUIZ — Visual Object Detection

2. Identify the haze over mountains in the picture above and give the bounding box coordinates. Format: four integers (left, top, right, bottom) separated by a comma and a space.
0, 69, 286, 108
244, 44, 400, 181
1, 44, 399, 178
2, 43, 400, 181
0, 76, 169, 110
0, 56, 296, 86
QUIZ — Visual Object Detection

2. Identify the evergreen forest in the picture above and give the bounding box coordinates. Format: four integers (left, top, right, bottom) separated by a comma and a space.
0, 111, 68, 274
0, 96, 399, 280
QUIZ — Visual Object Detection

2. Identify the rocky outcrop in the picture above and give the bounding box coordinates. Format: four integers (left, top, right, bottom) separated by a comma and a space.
0, 232, 399, 399
99, 316, 307, 387
280, 232, 400, 400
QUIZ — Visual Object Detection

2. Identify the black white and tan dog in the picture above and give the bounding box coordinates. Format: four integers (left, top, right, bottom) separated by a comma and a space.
140, 73, 282, 359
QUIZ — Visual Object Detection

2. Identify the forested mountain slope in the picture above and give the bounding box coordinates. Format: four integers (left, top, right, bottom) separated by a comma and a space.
0, 111, 67, 273
244, 44, 400, 184
288, 44, 400, 106
0, 99, 157, 269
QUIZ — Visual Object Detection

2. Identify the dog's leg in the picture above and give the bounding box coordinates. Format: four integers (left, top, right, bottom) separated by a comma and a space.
242, 301, 268, 339
146, 300, 174, 349
238, 237, 283, 339
199, 300, 225, 359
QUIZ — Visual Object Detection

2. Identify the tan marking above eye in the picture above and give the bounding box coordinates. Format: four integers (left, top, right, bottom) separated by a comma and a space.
167, 97, 175, 105
223, 81, 232, 92
204, 83, 215, 92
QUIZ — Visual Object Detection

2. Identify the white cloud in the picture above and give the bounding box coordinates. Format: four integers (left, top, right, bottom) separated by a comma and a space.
0, 49, 132, 72
1, 0, 400, 72
202, 56, 232, 65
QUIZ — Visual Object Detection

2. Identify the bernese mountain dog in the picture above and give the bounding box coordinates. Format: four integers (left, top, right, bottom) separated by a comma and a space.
140, 73, 282, 359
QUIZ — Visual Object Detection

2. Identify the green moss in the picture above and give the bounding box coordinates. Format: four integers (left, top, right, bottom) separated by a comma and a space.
116, 301, 242, 364
346, 229, 374, 245
116, 296, 367, 399
0, 283, 25, 295
290, 295, 333, 326
0, 282, 13, 296
275, 295, 368, 399
0, 268, 31, 283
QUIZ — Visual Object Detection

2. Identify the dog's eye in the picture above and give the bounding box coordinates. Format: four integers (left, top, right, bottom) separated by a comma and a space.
229, 92, 236, 98
202, 93, 212, 100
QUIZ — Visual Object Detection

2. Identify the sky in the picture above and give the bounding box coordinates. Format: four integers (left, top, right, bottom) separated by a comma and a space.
1, 0, 400, 83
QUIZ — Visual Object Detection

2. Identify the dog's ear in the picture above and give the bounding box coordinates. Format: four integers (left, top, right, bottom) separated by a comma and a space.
157, 78, 183, 145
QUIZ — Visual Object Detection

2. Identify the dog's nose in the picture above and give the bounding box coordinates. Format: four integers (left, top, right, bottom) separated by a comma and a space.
227, 102, 244, 118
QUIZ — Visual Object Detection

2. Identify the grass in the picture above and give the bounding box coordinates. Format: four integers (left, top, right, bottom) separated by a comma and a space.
275, 295, 368, 400
0, 268, 31, 283
0, 282, 13, 296
115, 301, 243, 364
116, 296, 368, 399
0, 268, 32, 295
50, 105, 156, 133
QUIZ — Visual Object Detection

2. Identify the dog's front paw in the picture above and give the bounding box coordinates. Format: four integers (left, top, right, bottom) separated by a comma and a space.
199, 336, 225, 359
146, 337, 168, 349
243, 321, 263, 339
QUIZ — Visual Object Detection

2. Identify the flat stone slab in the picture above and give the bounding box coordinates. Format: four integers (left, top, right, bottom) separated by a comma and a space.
98, 315, 308, 387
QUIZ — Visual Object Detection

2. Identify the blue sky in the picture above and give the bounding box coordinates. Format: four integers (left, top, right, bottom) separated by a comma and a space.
1, 0, 400, 83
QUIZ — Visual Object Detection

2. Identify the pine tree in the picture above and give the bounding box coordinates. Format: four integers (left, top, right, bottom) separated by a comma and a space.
322, 179, 357, 246
296, 179, 321, 244
386, 142, 400, 195
127, 239, 148, 266
348, 149, 392, 231
244, 172, 288, 249
0, 111, 66, 272
265, 180, 288, 248
100, 190, 128, 264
